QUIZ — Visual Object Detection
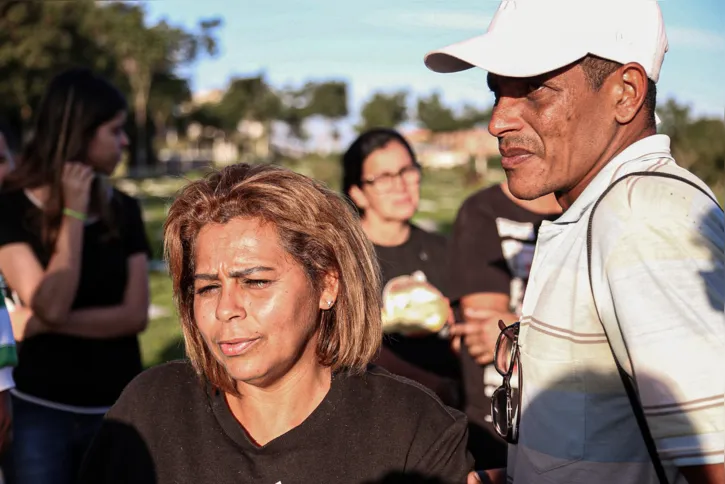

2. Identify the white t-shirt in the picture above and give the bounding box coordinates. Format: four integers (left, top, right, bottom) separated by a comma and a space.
507, 135, 724, 484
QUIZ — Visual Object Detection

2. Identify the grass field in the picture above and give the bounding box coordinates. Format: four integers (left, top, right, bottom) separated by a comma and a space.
122, 157, 504, 368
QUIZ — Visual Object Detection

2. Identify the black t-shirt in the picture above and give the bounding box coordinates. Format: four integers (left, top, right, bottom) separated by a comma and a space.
373, 225, 461, 403
447, 184, 558, 468
79, 361, 474, 484
0, 188, 150, 407
375, 225, 449, 293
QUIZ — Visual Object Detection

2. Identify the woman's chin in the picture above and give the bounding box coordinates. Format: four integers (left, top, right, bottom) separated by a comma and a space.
222, 360, 265, 386
385, 207, 416, 223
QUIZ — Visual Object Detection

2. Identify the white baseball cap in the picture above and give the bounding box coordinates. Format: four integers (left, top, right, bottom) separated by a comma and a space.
424, 0, 669, 83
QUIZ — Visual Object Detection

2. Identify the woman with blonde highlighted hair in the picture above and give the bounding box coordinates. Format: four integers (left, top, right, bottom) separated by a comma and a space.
79, 163, 474, 484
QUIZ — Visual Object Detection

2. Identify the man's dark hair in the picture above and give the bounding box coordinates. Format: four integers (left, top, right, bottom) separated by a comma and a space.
580, 55, 657, 127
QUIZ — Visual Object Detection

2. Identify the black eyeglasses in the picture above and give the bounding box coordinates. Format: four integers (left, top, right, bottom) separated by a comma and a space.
491, 320, 521, 444
361, 165, 421, 192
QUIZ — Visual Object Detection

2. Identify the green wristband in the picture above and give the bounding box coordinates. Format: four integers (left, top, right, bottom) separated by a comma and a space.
63, 208, 87, 222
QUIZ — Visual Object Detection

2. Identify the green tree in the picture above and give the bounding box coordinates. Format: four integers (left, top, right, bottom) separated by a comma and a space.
304, 81, 348, 118
417, 92, 458, 132
217, 74, 285, 158
657, 98, 692, 150
96, 3, 221, 170
678, 118, 724, 194
0, 0, 116, 132
357, 91, 408, 132
417, 91, 490, 132
305, 81, 348, 149
458, 104, 492, 129
275, 84, 313, 141
148, 72, 192, 141
186, 103, 225, 130
658, 98, 725, 200
215, 74, 282, 132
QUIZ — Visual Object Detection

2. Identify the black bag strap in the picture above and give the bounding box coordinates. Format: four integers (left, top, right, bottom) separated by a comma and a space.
586, 171, 722, 484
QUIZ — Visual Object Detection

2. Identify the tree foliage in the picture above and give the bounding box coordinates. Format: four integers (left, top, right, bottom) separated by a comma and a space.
417, 91, 490, 132
149, 72, 192, 137
357, 91, 409, 132
216, 75, 282, 131
95, 3, 220, 167
307, 81, 348, 120
658, 99, 724, 197
0, 0, 117, 127
0, 0, 221, 170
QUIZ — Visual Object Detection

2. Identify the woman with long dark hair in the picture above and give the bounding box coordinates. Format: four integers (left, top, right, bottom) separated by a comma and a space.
0, 68, 150, 484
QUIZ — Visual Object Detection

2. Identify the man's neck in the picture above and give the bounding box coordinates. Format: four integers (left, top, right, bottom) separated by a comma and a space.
361, 215, 411, 247
226, 356, 332, 447
557, 126, 657, 211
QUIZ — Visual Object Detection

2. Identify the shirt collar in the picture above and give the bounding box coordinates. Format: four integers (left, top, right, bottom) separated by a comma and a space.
554, 134, 673, 225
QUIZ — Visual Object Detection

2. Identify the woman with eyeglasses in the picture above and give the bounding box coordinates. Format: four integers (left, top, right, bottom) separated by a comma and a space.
342, 128, 462, 409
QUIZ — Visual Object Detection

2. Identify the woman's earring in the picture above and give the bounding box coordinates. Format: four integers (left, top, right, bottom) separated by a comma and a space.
327, 300, 333, 308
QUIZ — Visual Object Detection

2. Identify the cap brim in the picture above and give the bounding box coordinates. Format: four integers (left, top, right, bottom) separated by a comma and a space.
424, 33, 589, 78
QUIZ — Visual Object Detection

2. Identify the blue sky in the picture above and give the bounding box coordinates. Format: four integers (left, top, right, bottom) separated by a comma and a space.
146, 0, 725, 129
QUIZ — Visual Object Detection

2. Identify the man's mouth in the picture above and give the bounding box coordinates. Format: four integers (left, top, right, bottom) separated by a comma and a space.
499, 147, 534, 170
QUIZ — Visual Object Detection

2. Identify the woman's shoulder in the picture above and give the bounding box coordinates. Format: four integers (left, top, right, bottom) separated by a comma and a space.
339, 366, 466, 427
109, 360, 204, 419
124, 360, 198, 392
110, 187, 147, 232
335, 366, 471, 475
0, 187, 23, 200
0, 188, 28, 209
111, 187, 143, 209
0, 189, 35, 241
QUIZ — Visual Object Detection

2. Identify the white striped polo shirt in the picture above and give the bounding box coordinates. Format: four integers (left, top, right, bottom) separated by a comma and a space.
507, 134, 724, 484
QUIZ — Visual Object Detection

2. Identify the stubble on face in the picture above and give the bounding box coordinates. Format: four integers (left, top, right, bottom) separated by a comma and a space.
490, 63, 615, 204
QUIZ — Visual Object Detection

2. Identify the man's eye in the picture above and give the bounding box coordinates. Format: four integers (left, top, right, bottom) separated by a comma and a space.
526, 83, 545, 95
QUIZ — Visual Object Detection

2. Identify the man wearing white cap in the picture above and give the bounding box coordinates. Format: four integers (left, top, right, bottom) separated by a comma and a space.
425, 1, 725, 484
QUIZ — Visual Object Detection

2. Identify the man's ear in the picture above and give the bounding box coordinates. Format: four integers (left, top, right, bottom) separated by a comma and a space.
611, 62, 649, 125
348, 185, 368, 211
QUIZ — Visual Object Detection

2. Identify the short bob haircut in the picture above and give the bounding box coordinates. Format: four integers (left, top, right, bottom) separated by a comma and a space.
164, 163, 383, 394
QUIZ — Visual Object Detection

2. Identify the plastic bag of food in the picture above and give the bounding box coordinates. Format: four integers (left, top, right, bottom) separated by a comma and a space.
381, 271, 449, 335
